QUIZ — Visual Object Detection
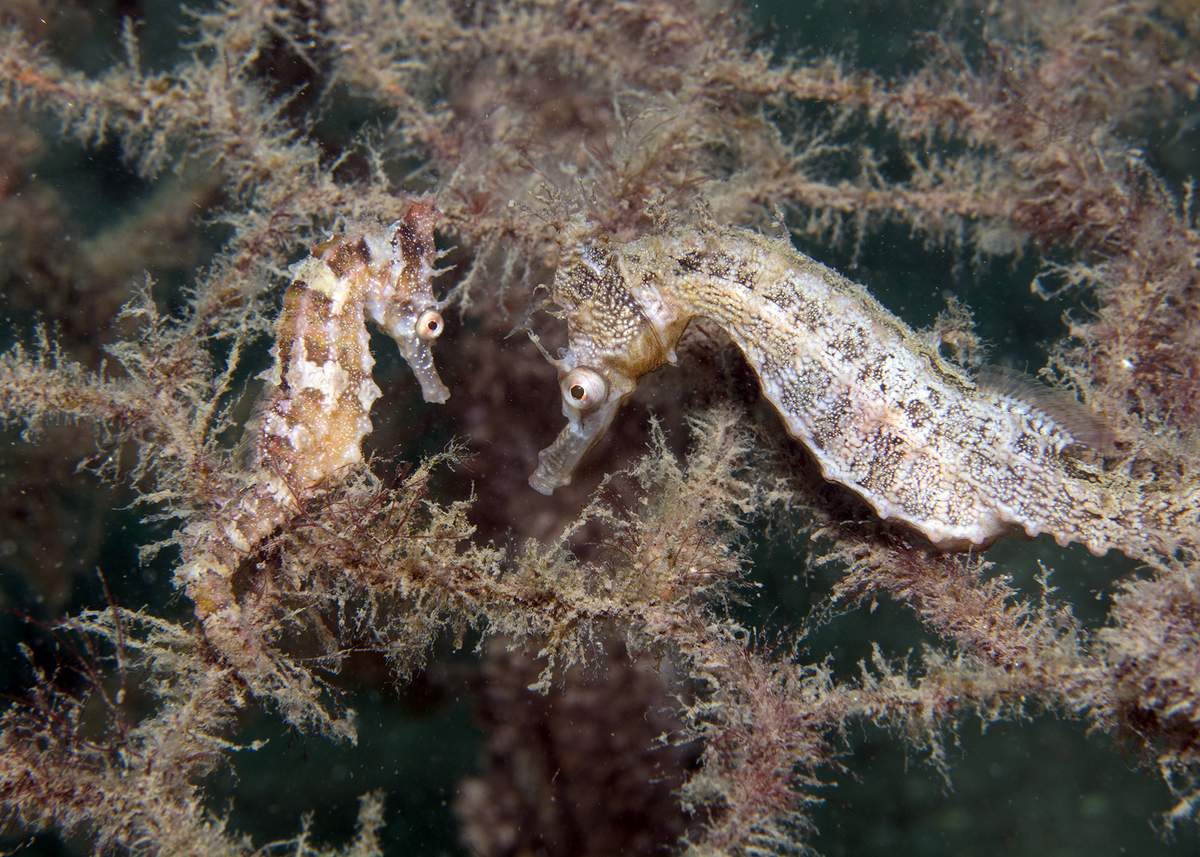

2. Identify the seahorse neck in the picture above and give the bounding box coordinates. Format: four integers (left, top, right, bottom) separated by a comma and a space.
619, 229, 767, 366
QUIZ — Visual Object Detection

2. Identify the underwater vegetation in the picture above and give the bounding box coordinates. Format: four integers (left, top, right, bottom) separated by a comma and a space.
0, 0, 1198, 854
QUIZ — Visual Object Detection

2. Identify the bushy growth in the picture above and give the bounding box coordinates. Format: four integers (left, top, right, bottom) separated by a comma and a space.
0, 1, 1197, 854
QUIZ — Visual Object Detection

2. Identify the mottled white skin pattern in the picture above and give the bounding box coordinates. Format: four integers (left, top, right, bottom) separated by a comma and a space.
534, 227, 1184, 562
257, 218, 445, 490
178, 210, 447, 591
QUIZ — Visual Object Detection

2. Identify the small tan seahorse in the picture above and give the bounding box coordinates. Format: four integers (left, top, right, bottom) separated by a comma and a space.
179, 200, 448, 645
529, 225, 1195, 563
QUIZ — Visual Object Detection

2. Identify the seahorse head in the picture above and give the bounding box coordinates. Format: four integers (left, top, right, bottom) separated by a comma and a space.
528, 244, 670, 494
364, 199, 451, 403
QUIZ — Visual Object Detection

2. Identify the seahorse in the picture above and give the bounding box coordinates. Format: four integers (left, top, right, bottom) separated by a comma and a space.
179, 200, 449, 658
529, 225, 1195, 564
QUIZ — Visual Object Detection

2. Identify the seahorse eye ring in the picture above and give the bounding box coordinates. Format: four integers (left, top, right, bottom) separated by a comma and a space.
561, 367, 608, 411
415, 309, 444, 341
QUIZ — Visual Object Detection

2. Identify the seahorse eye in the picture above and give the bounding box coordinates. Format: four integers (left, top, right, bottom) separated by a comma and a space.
415, 309, 444, 341
561, 367, 608, 411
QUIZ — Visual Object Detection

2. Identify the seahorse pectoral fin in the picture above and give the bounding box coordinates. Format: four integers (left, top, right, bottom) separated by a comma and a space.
529, 388, 627, 495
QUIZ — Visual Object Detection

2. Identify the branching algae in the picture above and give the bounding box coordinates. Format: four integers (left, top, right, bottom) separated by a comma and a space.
531, 226, 1194, 563
0, 0, 1198, 853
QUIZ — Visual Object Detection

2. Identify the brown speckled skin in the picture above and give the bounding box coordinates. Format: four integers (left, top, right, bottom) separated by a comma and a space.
534, 227, 1186, 561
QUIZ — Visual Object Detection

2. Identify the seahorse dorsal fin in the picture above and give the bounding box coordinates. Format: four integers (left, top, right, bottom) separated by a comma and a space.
976, 366, 1118, 453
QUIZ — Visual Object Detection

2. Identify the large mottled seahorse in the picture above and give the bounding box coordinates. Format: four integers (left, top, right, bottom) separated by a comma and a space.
529, 226, 1194, 564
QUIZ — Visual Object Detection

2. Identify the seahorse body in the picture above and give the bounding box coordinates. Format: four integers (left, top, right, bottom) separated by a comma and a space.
179, 201, 449, 620
530, 226, 1192, 563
